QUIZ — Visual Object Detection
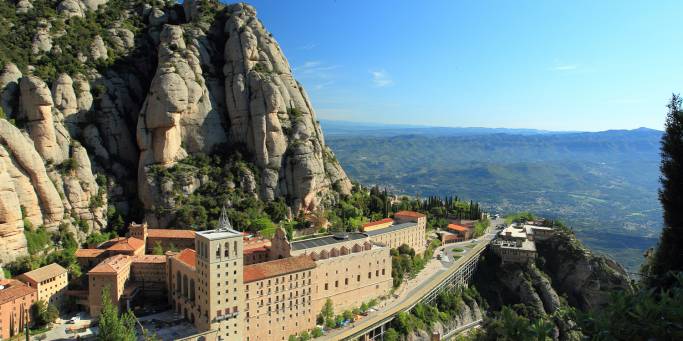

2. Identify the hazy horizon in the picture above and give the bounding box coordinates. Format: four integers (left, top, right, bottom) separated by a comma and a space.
319, 118, 663, 133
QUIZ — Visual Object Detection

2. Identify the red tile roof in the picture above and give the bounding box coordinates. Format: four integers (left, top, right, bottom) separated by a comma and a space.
75, 249, 106, 258
106, 237, 145, 252
175, 249, 197, 269
243, 255, 316, 283
447, 224, 468, 233
362, 218, 394, 228
132, 255, 167, 264
88, 254, 132, 274
394, 211, 426, 219
148, 229, 195, 239
0, 280, 36, 305
243, 238, 271, 255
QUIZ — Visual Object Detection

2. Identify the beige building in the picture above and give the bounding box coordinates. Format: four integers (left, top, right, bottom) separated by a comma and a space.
360, 211, 427, 254
272, 229, 393, 315
79, 209, 420, 340
16, 263, 68, 306
492, 223, 555, 264
167, 212, 245, 341
88, 254, 133, 316
243, 255, 316, 341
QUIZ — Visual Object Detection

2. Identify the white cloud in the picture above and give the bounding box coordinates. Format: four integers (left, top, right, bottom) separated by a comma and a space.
371, 70, 393, 87
551, 64, 579, 71
293, 61, 340, 76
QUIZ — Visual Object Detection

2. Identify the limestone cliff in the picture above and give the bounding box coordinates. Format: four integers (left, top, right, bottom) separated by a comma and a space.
472, 230, 634, 340
0, 0, 350, 262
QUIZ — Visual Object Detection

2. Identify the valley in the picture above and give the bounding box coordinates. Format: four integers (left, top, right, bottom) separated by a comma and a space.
325, 122, 662, 271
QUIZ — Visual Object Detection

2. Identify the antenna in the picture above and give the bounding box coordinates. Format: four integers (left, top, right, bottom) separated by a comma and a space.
219, 206, 233, 231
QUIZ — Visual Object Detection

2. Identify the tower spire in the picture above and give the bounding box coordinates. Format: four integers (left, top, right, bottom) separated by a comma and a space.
219, 206, 233, 231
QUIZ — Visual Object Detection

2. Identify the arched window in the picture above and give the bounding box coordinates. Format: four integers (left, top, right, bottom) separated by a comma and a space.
216, 244, 221, 258
224, 242, 230, 257
190, 279, 196, 301
234, 241, 238, 256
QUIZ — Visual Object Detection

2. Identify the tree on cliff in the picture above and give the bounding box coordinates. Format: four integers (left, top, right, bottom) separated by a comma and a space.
647, 94, 683, 289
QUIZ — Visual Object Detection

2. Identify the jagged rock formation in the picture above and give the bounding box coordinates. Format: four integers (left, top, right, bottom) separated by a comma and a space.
536, 231, 634, 311
0, 0, 350, 262
473, 230, 633, 340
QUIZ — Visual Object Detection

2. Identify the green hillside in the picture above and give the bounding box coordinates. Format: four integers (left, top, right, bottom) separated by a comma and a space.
326, 128, 662, 271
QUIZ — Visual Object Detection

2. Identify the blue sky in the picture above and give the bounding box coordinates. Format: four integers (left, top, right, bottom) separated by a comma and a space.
244, 0, 682, 131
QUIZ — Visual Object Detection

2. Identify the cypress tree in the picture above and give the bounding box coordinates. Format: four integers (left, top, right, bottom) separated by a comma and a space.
648, 94, 683, 289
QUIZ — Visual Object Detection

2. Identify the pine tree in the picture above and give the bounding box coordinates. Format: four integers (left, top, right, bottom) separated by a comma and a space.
647, 94, 683, 289
97, 286, 137, 341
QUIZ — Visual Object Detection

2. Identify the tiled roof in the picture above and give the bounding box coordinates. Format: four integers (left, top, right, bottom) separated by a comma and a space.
362, 218, 394, 228
106, 237, 145, 252
447, 224, 468, 233
88, 254, 132, 274
148, 229, 195, 239
75, 249, 106, 258
18, 263, 67, 283
0, 280, 36, 305
394, 211, 426, 219
131, 255, 167, 264
243, 255, 316, 283
175, 249, 197, 269
243, 238, 271, 255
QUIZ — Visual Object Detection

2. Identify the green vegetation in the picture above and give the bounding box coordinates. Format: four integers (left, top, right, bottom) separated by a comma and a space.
504, 212, 535, 225
97, 286, 137, 341
86, 231, 118, 247
384, 286, 484, 337
473, 217, 489, 238
577, 274, 683, 340
25, 224, 51, 254
468, 305, 557, 341
0, 0, 147, 82
644, 94, 683, 290
31, 300, 58, 328
327, 127, 662, 271
150, 150, 279, 232
389, 239, 441, 288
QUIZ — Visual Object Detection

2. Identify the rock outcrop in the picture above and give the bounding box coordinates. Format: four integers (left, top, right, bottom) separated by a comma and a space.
537, 231, 634, 311
0, 0, 352, 260
136, 2, 351, 224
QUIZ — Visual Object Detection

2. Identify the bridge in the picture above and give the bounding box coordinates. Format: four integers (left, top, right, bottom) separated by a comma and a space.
321, 235, 491, 341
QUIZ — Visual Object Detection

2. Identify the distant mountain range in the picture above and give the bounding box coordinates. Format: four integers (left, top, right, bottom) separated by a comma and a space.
320, 119, 586, 137
323, 120, 663, 271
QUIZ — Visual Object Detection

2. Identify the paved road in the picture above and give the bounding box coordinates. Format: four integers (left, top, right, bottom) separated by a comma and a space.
320, 219, 500, 340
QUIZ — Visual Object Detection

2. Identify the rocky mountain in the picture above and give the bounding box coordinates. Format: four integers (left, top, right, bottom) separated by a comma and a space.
472, 229, 634, 339
0, 0, 351, 263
